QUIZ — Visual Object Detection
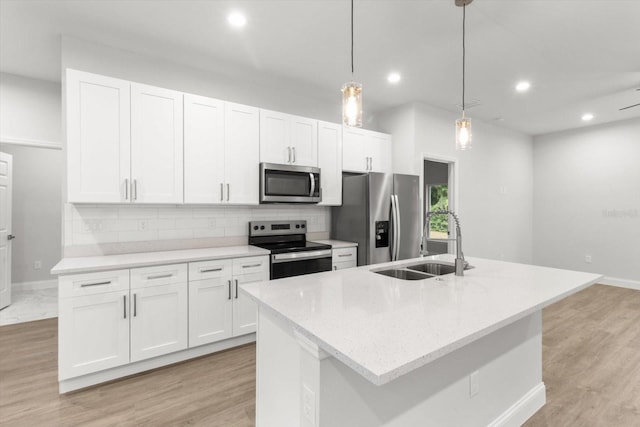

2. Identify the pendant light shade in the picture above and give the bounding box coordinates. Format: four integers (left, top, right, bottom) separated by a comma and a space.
455, 0, 473, 150
342, 81, 362, 127
342, 0, 363, 127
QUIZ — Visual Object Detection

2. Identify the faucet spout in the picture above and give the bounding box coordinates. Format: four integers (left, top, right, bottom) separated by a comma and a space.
421, 210, 466, 276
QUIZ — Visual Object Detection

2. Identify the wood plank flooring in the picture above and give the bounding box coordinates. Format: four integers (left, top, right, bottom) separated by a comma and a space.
1, 284, 638, 426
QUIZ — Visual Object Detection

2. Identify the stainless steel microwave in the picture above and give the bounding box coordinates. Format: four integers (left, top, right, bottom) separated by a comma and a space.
260, 163, 321, 203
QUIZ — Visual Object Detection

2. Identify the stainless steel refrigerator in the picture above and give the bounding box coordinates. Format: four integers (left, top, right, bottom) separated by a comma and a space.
331, 173, 421, 266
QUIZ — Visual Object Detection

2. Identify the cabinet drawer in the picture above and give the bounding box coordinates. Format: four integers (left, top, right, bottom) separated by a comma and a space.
59, 269, 130, 298
233, 256, 268, 276
131, 264, 187, 289
333, 261, 357, 271
332, 247, 357, 262
189, 259, 232, 281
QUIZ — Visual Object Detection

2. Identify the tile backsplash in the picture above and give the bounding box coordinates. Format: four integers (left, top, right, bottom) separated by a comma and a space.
64, 204, 330, 256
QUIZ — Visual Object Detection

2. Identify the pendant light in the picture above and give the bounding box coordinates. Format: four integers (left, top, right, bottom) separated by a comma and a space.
455, 0, 473, 150
342, 0, 362, 127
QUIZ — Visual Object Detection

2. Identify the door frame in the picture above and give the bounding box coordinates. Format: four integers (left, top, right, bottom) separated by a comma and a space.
0, 151, 13, 310
418, 153, 458, 255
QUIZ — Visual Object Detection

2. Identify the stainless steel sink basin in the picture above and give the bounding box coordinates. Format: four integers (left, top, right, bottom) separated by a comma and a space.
372, 260, 473, 280
373, 269, 434, 280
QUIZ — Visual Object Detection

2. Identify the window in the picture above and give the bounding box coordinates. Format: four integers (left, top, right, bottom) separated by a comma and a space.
428, 184, 448, 238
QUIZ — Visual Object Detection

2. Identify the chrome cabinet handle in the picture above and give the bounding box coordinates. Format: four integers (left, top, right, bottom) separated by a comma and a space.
287, 146, 292, 163
309, 172, 315, 197
81, 281, 111, 287
292, 147, 296, 163
228, 280, 231, 300
235, 279, 239, 299
227, 184, 230, 201
333, 266, 337, 271
133, 179, 138, 201
133, 293, 137, 317
123, 295, 127, 319
200, 267, 223, 273
338, 253, 352, 257
220, 183, 224, 201
147, 273, 172, 280
242, 263, 261, 268
124, 179, 129, 201
7, 234, 16, 241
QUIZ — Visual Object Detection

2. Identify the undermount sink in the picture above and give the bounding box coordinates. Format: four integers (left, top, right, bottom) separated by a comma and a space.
372, 260, 473, 281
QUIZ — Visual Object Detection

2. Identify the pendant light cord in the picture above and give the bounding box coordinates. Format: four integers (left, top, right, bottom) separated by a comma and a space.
462, 3, 466, 113
351, 0, 354, 76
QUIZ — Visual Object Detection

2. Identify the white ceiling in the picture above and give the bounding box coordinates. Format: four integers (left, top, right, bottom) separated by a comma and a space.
1, 0, 639, 135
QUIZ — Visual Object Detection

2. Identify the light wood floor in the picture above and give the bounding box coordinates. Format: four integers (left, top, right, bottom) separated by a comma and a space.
1, 284, 638, 426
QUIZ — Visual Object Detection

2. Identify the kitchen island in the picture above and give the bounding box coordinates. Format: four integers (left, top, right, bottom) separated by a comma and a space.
241, 254, 601, 427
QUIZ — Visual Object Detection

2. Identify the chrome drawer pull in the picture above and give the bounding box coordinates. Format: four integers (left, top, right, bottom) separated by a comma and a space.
200, 267, 223, 273
123, 295, 127, 319
147, 274, 173, 280
242, 263, 261, 268
81, 281, 111, 287
228, 280, 231, 300
235, 279, 239, 299
338, 253, 353, 257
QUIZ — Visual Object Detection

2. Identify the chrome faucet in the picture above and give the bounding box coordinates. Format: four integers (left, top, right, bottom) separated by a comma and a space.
420, 210, 466, 276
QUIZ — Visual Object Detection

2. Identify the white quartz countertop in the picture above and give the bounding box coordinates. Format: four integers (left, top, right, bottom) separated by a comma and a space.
241, 254, 602, 386
311, 239, 358, 249
51, 245, 270, 275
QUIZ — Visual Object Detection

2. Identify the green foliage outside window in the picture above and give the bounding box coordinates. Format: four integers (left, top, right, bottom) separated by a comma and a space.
429, 185, 449, 234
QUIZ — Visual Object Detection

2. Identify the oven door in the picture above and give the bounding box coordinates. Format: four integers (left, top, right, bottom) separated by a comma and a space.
270, 249, 332, 279
260, 163, 321, 203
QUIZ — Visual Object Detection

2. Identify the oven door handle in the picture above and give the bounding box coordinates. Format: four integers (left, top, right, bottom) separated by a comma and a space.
271, 249, 332, 263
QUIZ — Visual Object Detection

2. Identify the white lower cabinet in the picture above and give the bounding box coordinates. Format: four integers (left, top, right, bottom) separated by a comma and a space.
332, 246, 357, 270
188, 256, 268, 347
58, 269, 130, 380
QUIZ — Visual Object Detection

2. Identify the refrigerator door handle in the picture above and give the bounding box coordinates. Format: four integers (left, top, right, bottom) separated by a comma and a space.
390, 194, 399, 261
394, 194, 401, 261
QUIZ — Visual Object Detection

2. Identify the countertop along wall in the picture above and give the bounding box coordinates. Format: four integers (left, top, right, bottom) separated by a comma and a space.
533, 118, 640, 288
377, 102, 534, 264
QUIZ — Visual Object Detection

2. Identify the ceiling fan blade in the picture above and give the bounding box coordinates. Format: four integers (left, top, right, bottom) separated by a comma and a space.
619, 103, 640, 111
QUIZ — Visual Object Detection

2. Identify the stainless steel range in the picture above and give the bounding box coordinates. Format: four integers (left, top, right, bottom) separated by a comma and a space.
248, 220, 332, 280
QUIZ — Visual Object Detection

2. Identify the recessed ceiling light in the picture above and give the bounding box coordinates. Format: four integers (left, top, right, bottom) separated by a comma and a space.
227, 12, 247, 28
581, 113, 594, 121
387, 72, 401, 84
515, 81, 531, 92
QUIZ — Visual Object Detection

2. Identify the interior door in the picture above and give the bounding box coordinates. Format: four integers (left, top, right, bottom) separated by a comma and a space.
0, 152, 12, 310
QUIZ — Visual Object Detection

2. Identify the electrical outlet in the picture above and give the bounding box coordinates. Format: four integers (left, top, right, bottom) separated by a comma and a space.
34, 260, 42, 270
585, 255, 592, 264
469, 370, 480, 397
138, 220, 148, 231
302, 384, 316, 425
209, 219, 216, 229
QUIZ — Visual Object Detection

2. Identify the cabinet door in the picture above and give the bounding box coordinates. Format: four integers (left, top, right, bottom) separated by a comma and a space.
130, 282, 188, 362
368, 132, 392, 173
66, 69, 131, 203
342, 127, 367, 173
184, 94, 226, 204
131, 83, 184, 204
259, 109, 290, 164
318, 121, 343, 206
188, 260, 233, 347
290, 115, 318, 167
225, 103, 260, 204
59, 290, 129, 379
232, 272, 266, 337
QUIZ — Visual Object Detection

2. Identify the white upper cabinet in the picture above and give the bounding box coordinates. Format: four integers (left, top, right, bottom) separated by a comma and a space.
342, 127, 392, 174
131, 83, 184, 204
184, 94, 226, 204
225, 102, 260, 204
67, 69, 131, 203
318, 121, 343, 206
260, 109, 318, 167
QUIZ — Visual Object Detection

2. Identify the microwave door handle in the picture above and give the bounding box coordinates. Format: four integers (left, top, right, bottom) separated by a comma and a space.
309, 173, 315, 197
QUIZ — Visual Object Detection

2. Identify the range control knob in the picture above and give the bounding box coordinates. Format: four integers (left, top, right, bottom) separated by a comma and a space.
301, 224, 306, 229
295, 224, 300, 229
253, 225, 259, 230
260, 225, 265, 230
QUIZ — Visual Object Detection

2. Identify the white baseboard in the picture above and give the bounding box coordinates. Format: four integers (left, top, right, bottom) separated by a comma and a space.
13, 279, 58, 291
59, 333, 256, 393
488, 382, 546, 427
601, 276, 640, 291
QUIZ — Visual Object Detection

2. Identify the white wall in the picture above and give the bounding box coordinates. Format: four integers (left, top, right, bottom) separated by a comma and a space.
533, 118, 640, 286
0, 72, 62, 284
378, 103, 534, 264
